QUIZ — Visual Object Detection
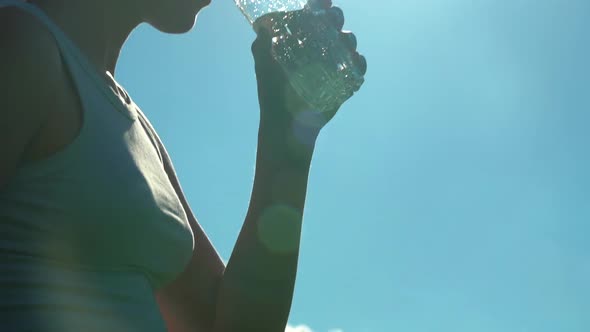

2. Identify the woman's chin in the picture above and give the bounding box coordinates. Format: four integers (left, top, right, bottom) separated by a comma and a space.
151, 15, 199, 34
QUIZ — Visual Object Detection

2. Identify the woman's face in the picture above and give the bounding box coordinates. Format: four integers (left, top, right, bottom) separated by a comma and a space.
140, 0, 211, 33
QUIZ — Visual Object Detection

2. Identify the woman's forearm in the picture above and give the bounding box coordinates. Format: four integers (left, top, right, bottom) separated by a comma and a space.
213, 112, 318, 331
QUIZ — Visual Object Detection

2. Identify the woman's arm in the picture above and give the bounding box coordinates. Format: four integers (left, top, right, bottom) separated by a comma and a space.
151, 94, 316, 332
141, 111, 225, 331
152, 69, 317, 332
212, 110, 317, 331
0, 8, 61, 189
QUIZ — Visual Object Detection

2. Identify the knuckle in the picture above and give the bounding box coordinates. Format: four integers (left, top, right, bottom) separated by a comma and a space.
251, 36, 267, 54
327, 6, 345, 30
310, 0, 333, 10
340, 31, 357, 50
357, 54, 367, 75
329, 6, 344, 15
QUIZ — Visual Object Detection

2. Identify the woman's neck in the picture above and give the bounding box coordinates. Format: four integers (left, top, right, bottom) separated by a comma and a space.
30, 0, 142, 75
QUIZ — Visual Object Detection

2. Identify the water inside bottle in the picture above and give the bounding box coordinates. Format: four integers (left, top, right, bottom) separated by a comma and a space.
253, 8, 365, 113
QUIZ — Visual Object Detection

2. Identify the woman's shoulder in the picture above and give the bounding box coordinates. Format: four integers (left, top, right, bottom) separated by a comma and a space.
0, 5, 64, 91
0, 6, 68, 187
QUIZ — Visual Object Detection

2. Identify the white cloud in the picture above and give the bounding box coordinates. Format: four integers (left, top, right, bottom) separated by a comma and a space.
286, 325, 344, 332
286, 325, 313, 332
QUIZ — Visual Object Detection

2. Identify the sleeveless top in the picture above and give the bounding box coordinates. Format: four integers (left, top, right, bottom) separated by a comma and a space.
0, 1, 195, 331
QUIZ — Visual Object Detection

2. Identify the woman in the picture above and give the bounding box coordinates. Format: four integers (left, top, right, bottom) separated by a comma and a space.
0, 0, 366, 331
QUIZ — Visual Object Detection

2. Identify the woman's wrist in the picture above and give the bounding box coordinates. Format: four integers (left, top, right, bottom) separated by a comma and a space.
257, 120, 317, 170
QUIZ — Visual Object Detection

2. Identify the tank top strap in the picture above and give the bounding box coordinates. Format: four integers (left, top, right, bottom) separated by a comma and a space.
0, 0, 137, 121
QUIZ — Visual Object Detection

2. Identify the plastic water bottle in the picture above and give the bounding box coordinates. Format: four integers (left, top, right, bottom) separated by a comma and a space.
235, 0, 365, 113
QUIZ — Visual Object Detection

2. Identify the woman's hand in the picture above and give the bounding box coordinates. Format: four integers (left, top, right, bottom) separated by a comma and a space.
251, 0, 367, 140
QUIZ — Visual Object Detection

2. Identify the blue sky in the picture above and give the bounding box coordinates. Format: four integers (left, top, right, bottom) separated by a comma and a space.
116, 0, 589, 331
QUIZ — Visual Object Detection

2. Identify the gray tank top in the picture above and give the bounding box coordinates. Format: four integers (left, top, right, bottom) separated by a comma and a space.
0, 1, 195, 330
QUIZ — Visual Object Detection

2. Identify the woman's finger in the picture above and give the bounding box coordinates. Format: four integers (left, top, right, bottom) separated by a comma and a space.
340, 31, 357, 51
308, 0, 333, 10
326, 6, 345, 31
355, 53, 368, 76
